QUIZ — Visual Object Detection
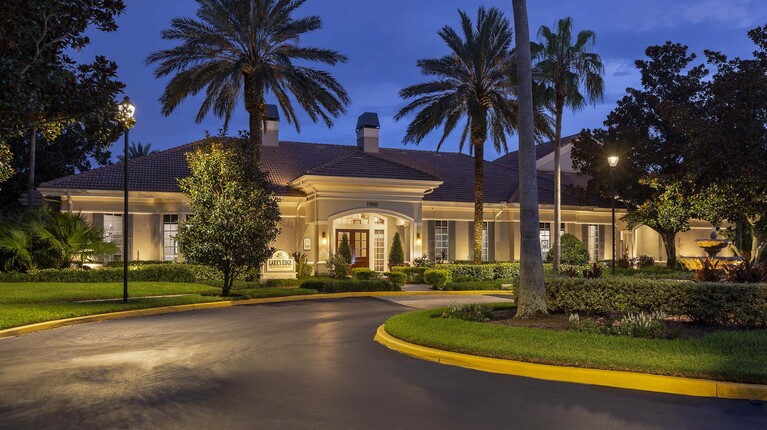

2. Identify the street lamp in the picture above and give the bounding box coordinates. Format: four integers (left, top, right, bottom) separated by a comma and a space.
119, 96, 135, 303
608, 155, 619, 275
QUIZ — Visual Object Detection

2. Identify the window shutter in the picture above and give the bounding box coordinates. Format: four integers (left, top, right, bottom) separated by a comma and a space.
581, 224, 588, 243
468, 221, 474, 261
489, 222, 496, 262
129, 214, 135, 261
92, 213, 104, 229
599, 225, 607, 261
427, 220, 435, 261
448, 221, 456, 262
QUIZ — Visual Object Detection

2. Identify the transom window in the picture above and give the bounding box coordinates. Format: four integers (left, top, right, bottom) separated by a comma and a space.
435, 221, 449, 262
163, 214, 179, 261
335, 213, 386, 225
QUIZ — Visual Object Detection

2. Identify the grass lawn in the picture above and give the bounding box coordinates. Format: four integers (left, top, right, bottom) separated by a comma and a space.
0, 282, 317, 330
384, 303, 767, 384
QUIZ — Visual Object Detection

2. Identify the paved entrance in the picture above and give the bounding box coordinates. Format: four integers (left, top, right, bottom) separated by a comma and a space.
0, 298, 763, 429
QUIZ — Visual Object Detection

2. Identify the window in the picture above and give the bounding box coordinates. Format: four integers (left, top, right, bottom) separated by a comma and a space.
374, 230, 385, 272
435, 221, 449, 262
482, 222, 489, 262
539, 223, 551, 258
163, 214, 179, 261
588, 225, 599, 262
103, 214, 123, 262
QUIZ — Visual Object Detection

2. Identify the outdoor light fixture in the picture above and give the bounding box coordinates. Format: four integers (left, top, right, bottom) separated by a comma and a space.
120, 96, 135, 304
416, 233, 422, 246
321, 232, 328, 246
608, 155, 619, 275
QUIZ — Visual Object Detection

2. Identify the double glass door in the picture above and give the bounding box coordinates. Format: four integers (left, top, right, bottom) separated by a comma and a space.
336, 229, 369, 269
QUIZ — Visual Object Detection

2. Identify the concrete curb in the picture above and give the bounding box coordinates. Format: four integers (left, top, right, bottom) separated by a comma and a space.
0, 290, 511, 339
374, 324, 767, 401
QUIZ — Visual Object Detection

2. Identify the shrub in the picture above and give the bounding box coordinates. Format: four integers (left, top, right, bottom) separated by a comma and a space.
412, 253, 432, 267
545, 233, 590, 265
299, 279, 398, 293
493, 262, 520, 281
291, 252, 313, 278
443, 280, 502, 290
582, 263, 603, 279
351, 268, 378, 280
392, 266, 427, 283
338, 234, 352, 264
261, 278, 304, 288
440, 304, 493, 322
637, 255, 655, 269
721, 260, 767, 283
388, 232, 405, 266
546, 277, 767, 327
383, 271, 407, 287
432, 263, 494, 280
325, 253, 350, 279
694, 259, 722, 282
452, 275, 481, 283
424, 269, 451, 289
0, 264, 200, 283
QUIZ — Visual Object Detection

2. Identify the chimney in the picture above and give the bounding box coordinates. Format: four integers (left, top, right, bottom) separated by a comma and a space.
263, 104, 280, 147
356, 112, 380, 153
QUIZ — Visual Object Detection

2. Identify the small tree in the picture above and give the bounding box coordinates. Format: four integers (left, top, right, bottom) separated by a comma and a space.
176, 140, 280, 296
389, 232, 405, 266
338, 233, 352, 264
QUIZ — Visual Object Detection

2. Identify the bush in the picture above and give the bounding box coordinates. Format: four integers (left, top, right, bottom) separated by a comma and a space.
546, 277, 767, 327
291, 252, 313, 278
0, 264, 199, 283
338, 234, 352, 264
443, 280, 503, 291
452, 275, 481, 283
412, 253, 432, 267
545, 233, 590, 265
388, 232, 405, 266
351, 268, 378, 280
492, 262, 520, 280
637, 255, 655, 269
392, 266, 427, 283
261, 278, 303, 288
326, 253, 350, 279
432, 264, 494, 280
424, 269, 451, 289
383, 271, 407, 287
299, 279, 398, 293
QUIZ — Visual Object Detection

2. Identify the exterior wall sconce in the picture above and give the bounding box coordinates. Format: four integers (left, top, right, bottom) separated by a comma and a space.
321, 232, 328, 246
416, 233, 422, 247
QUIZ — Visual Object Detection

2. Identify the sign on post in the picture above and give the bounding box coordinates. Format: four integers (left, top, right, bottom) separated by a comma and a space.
261, 249, 297, 280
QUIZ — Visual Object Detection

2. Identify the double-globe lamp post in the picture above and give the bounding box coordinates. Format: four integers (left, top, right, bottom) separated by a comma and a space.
608, 155, 619, 275
119, 96, 135, 303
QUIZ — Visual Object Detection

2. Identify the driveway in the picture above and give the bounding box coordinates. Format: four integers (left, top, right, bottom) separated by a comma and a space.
0, 297, 764, 429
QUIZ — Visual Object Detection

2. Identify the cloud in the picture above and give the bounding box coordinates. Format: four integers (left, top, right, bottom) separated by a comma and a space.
624, 0, 767, 31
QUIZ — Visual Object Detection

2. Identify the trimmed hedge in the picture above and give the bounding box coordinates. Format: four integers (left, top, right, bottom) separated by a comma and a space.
432, 263, 520, 282
546, 277, 767, 328
424, 269, 451, 289
383, 272, 407, 287
392, 266, 428, 284
299, 279, 399, 293
351, 268, 378, 280
0, 265, 198, 283
443, 280, 503, 291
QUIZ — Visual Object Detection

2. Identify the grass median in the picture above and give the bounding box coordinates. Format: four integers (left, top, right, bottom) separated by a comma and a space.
384, 303, 767, 384
0, 282, 317, 330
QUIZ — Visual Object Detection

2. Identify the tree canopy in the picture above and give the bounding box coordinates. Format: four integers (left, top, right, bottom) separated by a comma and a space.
176, 139, 281, 296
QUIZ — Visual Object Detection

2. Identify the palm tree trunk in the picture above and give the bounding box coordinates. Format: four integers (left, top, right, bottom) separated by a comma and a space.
26, 127, 37, 207
473, 139, 484, 264
553, 99, 563, 272
243, 74, 264, 170
512, 0, 547, 318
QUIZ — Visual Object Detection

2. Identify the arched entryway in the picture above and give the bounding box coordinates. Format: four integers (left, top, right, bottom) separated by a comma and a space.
328, 209, 414, 272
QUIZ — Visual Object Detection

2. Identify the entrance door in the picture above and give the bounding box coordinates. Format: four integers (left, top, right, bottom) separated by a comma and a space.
336, 230, 369, 269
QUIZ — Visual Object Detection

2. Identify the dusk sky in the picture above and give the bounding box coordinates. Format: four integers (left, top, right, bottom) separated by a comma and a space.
72, 0, 767, 160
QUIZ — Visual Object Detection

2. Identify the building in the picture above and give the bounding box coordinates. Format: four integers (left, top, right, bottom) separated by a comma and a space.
38, 110, 721, 272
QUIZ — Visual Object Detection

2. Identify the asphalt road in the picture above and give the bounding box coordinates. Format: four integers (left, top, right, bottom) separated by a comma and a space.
0, 297, 764, 430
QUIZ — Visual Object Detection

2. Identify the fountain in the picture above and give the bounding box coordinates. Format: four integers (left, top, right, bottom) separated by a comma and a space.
679, 229, 742, 270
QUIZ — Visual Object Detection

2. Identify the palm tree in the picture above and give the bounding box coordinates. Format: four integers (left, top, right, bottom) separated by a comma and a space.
117, 142, 156, 162
395, 7, 521, 265
534, 18, 605, 272
511, 0, 547, 318
146, 0, 350, 167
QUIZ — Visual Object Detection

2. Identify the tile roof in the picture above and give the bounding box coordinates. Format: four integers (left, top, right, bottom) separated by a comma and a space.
40, 137, 611, 208
494, 134, 580, 168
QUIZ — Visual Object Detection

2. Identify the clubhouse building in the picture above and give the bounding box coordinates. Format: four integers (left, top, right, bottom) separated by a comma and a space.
38, 110, 722, 272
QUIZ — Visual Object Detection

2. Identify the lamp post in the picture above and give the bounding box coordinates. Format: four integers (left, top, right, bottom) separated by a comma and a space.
119, 96, 135, 303
608, 155, 619, 275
